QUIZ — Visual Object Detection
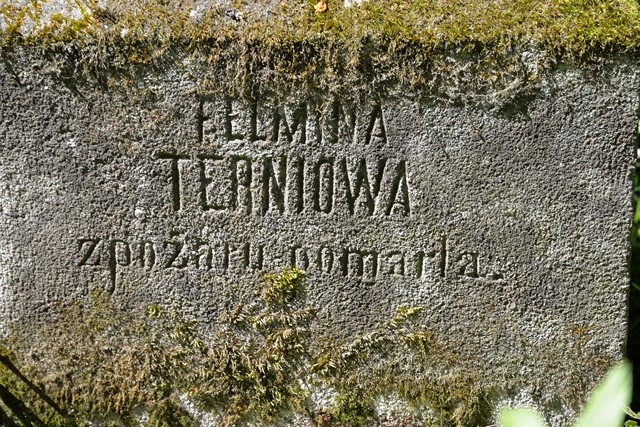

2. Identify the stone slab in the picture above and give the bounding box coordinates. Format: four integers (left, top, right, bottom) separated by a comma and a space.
0, 59, 637, 424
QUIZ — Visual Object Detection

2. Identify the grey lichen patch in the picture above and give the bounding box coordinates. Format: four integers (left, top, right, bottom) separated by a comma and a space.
0, 268, 613, 427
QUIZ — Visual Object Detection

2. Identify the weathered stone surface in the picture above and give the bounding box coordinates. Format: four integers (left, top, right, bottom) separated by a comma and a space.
0, 56, 637, 424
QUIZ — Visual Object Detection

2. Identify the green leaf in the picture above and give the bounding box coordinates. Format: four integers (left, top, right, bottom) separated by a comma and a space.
625, 421, 638, 427
572, 361, 632, 427
625, 406, 640, 419
499, 408, 548, 427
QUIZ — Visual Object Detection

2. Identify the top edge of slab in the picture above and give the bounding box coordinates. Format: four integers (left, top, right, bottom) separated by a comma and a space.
3, 0, 640, 58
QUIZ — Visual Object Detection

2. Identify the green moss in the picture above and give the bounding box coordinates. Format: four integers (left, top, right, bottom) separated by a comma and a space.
0, 268, 615, 426
12, 0, 640, 52
5, 0, 640, 52
0, 0, 639, 98
332, 391, 375, 425
261, 267, 305, 305
0, 268, 484, 426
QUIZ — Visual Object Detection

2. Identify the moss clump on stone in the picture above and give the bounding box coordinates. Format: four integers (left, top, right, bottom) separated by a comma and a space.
1, 0, 640, 98
0, 267, 619, 426
0, 267, 495, 426
3, 0, 640, 54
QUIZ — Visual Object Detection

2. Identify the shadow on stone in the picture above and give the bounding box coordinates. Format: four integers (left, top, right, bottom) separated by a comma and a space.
0, 354, 75, 427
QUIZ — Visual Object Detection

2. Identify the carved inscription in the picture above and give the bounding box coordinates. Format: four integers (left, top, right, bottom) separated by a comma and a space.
77, 237, 265, 294
77, 236, 504, 293
199, 97, 388, 146
153, 153, 188, 211
76, 97, 510, 297
289, 236, 504, 284
155, 154, 411, 216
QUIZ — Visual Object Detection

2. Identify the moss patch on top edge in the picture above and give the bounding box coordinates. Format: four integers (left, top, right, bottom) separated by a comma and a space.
3, 0, 640, 65
2, 0, 639, 105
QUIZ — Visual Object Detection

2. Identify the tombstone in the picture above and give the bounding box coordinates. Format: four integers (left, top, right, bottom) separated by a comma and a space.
0, 2, 637, 426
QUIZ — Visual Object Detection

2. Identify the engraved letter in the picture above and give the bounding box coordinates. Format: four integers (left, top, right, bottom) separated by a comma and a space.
365, 103, 387, 145
327, 100, 357, 144
289, 157, 305, 214
341, 158, 377, 216
313, 157, 334, 214
273, 103, 307, 144
225, 98, 246, 141
163, 241, 188, 269
414, 250, 435, 279
455, 252, 479, 278
250, 102, 268, 142
223, 242, 263, 271
138, 240, 156, 269
317, 246, 334, 274
194, 239, 213, 270
440, 236, 448, 278
414, 236, 447, 278
290, 245, 309, 270
262, 156, 287, 215
77, 238, 101, 266
248, 243, 264, 270
108, 240, 131, 295
230, 155, 253, 214
341, 248, 378, 283
384, 251, 405, 276
154, 152, 188, 211
199, 154, 227, 211
385, 160, 411, 216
